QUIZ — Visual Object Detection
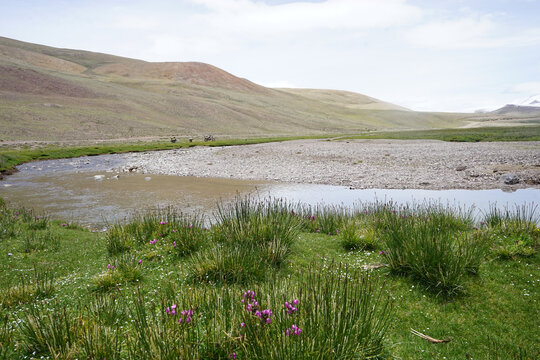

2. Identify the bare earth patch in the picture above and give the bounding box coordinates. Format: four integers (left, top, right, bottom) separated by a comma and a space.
120, 139, 540, 190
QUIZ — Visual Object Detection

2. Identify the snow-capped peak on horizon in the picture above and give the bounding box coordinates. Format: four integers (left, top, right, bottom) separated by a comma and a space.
512, 94, 540, 107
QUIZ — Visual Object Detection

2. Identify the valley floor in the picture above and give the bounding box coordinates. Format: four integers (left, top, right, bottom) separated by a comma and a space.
119, 139, 540, 190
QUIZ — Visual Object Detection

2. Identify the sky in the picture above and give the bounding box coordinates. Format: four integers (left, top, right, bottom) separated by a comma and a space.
1, 0, 539, 112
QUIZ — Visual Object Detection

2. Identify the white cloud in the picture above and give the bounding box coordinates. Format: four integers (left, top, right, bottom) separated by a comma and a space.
406, 15, 540, 49
507, 82, 540, 94
190, 0, 423, 35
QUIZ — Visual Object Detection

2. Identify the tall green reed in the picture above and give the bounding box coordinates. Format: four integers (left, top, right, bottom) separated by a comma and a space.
18, 303, 78, 358
299, 204, 350, 235
193, 197, 302, 284
482, 203, 538, 258
106, 207, 207, 257
377, 204, 486, 295
236, 264, 393, 359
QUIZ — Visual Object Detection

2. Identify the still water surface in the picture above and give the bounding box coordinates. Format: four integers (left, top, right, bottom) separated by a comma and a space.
1, 156, 538, 228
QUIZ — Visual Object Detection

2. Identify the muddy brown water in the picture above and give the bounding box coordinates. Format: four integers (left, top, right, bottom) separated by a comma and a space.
0, 171, 269, 229
1, 154, 539, 229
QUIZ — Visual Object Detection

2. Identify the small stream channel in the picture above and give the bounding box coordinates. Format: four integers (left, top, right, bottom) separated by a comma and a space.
1, 154, 538, 229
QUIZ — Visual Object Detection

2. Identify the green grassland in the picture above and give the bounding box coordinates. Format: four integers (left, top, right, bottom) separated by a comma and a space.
0, 197, 538, 359
340, 125, 540, 142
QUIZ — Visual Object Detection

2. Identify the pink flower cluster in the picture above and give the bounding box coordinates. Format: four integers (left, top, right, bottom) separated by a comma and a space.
285, 324, 302, 336
241, 290, 258, 312
165, 304, 177, 315
241, 290, 273, 324
178, 309, 193, 324
149, 238, 157, 245
165, 304, 194, 324
254, 309, 273, 324
284, 299, 299, 315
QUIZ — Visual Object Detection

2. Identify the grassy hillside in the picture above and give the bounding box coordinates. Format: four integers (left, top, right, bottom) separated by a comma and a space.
277, 88, 411, 111
0, 36, 481, 141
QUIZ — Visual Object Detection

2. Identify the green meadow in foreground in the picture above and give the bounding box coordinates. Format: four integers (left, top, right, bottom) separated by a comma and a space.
0, 197, 538, 359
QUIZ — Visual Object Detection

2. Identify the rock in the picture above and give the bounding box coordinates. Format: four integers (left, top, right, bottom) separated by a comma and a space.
456, 165, 467, 171
93, 175, 105, 181
500, 173, 519, 185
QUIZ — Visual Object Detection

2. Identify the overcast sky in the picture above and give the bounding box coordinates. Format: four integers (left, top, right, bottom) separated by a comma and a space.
1, 0, 539, 112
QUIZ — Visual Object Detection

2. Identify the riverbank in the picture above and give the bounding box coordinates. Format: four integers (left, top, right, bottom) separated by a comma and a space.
119, 139, 540, 190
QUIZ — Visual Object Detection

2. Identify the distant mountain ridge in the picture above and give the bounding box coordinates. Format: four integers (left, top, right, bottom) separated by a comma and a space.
0, 36, 533, 141
492, 95, 540, 115
516, 94, 540, 107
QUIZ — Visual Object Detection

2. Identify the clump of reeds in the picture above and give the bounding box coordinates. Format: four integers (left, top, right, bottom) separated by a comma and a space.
376, 203, 487, 295
190, 197, 301, 284
482, 203, 539, 259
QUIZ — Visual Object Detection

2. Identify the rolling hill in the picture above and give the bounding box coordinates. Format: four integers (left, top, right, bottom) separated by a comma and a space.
0, 36, 529, 142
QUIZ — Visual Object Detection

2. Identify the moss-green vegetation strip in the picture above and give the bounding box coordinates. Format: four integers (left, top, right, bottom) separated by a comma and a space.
1, 126, 539, 174
339, 125, 540, 142
0, 135, 326, 173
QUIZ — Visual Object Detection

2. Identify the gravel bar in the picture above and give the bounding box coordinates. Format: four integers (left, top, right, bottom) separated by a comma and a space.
118, 139, 540, 190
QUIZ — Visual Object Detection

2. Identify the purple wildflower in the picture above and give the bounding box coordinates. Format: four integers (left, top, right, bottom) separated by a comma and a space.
285, 324, 302, 336
138, 259, 142, 264
165, 304, 177, 316
160, 221, 168, 225
173, 241, 177, 248
61, 223, 67, 227
256, 309, 273, 324
284, 299, 299, 315
229, 353, 237, 359
107, 264, 114, 270
149, 238, 157, 245
240, 322, 245, 328
178, 309, 194, 324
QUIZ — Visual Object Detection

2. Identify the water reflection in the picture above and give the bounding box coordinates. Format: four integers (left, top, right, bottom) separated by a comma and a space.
1, 155, 538, 228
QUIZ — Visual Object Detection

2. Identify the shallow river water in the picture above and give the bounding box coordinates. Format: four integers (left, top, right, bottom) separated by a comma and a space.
1, 155, 538, 228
